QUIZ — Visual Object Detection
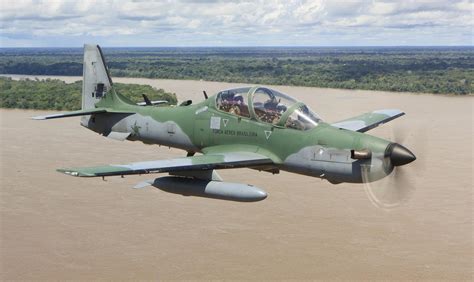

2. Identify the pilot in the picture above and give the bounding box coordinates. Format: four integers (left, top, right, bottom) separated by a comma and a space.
227, 93, 243, 116
233, 94, 244, 105
219, 91, 235, 113
263, 96, 278, 111
225, 91, 235, 103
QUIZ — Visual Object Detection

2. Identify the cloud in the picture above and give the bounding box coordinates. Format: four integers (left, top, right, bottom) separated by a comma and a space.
0, 0, 472, 46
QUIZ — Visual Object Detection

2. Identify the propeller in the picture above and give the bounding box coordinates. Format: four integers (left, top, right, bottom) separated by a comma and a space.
362, 123, 426, 210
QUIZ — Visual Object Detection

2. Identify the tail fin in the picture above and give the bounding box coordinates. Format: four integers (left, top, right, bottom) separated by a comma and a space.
82, 44, 113, 110
32, 44, 135, 121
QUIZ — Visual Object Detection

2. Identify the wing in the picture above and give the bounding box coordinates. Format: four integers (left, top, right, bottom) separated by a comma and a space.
331, 109, 404, 132
136, 100, 168, 106
57, 148, 275, 177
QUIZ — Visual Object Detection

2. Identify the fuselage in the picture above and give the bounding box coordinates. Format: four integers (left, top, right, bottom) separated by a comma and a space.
82, 92, 393, 184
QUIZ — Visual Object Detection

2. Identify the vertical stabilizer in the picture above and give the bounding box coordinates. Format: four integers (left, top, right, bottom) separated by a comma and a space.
82, 44, 113, 110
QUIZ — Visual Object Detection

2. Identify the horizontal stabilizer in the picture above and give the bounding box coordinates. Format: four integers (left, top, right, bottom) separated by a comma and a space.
32, 108, 107, 120
332, 109, 405, 132
32, 108, 135, 120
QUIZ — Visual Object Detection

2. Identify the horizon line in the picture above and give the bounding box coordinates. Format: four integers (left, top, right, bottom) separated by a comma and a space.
1, 45, 473, 49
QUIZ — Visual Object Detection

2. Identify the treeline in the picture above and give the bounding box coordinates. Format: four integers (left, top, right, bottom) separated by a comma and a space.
0, 77, 177, 110
0, 47, 472, 94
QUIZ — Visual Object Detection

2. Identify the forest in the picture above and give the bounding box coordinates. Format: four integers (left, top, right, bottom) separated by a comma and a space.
0, 77, 177, 110
0, 46, 472, 95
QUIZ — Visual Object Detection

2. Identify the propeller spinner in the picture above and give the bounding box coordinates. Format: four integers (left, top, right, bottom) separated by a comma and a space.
386, 143, 416, 166
362, 126, 421, 210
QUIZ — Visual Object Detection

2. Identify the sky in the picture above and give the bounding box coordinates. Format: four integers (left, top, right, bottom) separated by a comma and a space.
1, 0, 473, 47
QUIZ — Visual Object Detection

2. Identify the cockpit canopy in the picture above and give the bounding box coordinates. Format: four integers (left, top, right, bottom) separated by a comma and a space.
215, 86, 322, 130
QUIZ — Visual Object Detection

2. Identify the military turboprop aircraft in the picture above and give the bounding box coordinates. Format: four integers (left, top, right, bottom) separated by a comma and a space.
34, 45, 416, 202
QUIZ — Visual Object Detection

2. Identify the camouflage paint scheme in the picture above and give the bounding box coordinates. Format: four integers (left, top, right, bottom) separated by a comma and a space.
74, 88, 392, 183
35, 45, 415, 200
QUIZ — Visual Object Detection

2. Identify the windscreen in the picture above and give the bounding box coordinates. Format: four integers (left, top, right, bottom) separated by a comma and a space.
285, 105, 322, 131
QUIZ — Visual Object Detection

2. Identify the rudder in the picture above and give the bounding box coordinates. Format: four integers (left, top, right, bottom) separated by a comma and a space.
82, 44, 113, 110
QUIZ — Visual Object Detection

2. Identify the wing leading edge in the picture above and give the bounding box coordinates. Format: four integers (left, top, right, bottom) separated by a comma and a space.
331, 109, 404, 132
57, 150, 274, 177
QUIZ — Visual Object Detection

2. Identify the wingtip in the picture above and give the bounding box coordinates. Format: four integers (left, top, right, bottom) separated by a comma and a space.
57, 168, 81, 177
32, 116, 46, 120
393, 109, 405, 116
373, 109, 405, 117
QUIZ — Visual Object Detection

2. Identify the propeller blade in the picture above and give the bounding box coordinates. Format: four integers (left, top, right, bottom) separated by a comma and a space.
361, 117, 429, 210
392, 167, 416, 202
362, 165, 415, 210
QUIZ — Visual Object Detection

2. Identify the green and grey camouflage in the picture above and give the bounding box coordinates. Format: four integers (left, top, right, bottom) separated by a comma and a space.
34, 45, 416, 202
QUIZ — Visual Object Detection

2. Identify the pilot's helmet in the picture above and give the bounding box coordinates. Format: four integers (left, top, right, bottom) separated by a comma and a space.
234, 94, 244, 104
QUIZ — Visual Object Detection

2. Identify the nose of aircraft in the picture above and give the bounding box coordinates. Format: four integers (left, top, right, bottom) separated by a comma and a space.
387, 143, 416, 166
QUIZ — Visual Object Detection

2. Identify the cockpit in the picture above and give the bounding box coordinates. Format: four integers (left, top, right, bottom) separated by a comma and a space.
215, 86, 322, 130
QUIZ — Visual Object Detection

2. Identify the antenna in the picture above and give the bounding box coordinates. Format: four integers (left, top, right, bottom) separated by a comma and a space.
203, 90, 208, 100
142, 94, 152, 105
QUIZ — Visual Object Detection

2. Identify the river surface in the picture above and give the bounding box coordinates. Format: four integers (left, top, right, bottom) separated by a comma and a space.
1, 75, 472, 279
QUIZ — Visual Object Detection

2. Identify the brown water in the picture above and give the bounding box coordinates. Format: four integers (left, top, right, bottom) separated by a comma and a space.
1, 75, 473, 279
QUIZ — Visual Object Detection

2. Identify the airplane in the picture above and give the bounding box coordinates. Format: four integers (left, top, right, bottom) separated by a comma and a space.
34, 44, 416, 202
